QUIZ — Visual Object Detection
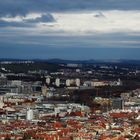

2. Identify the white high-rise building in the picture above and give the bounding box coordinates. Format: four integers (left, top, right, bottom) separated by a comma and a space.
75, 78, 80, 87
42, 86, 48, 96
76, 69, 80, 73
26, 108, 34, 121
55, 78, 60, 87
66, 79, 71, 87
117, 78, 122, 86
54, 108, 60, 116
11, 80, 22, 86
46, 77, 50, 85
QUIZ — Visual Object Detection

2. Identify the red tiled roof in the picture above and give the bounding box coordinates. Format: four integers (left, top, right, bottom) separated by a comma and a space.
134, 128, 140, 134
112, 128, 124, 132
67, 111, 84, 117
54, 121, 63, 128
118, 136, 126, 140
109, 112, 135, 118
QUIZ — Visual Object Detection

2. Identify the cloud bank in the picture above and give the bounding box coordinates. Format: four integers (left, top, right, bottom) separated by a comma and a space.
0, 0, 140, 17
0, 0, 140, 59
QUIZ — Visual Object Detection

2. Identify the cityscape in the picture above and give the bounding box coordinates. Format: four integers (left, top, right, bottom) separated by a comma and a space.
0, 0, 140, 140
0, 59, 139, 140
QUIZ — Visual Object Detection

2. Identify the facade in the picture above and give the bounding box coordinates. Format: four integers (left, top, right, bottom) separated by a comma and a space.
46, 77, 51, 85
75, 78, 80, 87
55, 78, 60, 87
0, 74, 7, 85
26, 108, 34, 121
111, 98, 124, 110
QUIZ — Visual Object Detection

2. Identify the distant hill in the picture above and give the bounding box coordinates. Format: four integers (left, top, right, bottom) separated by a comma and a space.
0, 61, 61, 73
47, 59, 140, 65
1, 58, 140, 66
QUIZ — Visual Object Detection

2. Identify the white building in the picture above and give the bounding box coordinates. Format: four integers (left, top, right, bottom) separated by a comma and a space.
76, 69, 80, 73
93, 81, 109, 87
75, 78, 80, 87
42, 86, 48, 96
55, 78, 60, 87
26, 108, 34, 121
11, 80, 22, 86
46, 77, 51, 85
66, 79, 71, 87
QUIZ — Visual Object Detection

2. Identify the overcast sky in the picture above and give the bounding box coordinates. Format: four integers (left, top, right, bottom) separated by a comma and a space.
0, 0, 140, 60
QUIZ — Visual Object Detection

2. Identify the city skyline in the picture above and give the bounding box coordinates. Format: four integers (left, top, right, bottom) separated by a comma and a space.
0, 0, 140, 59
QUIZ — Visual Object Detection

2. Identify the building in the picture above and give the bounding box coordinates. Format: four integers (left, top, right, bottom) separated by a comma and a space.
26, 108, 34, 121
11, 80, 22, 86
66, 79, 71, 87
111, 98, 124, 110
93, 81, 109, 87
0, 74, 7, 85
42, 86, 48, 96
55, 78, 60, 87
46, 77, 51, 85
75, 78, 80, 87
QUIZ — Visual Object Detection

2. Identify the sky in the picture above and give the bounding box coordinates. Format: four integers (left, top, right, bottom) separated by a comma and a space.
0, 0, 140, 60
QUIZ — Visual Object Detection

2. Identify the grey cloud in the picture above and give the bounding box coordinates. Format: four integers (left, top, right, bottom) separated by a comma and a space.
0, 13, 56, 27
0, 0, 140, 17
0, 20, 31, 27
94, 12, 106, 18
26, 14, 56, 23
1, 30, 140, 48
1, 32, 140, 59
